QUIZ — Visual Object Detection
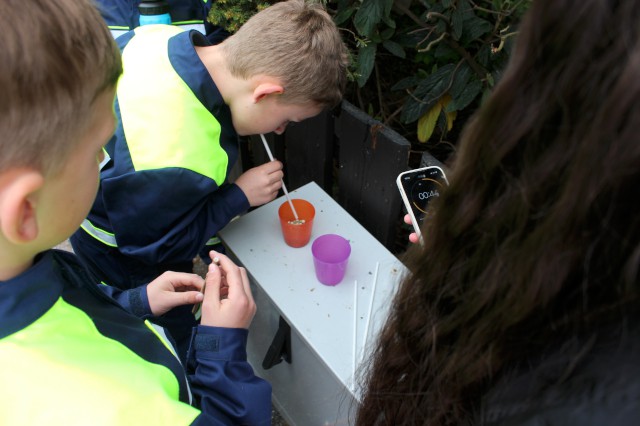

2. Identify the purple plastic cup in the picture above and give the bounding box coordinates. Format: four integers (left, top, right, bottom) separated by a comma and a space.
311, 234, 351, 286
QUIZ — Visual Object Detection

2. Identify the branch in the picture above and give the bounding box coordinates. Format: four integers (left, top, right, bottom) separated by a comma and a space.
418, 32, 446, 53
393, 0, 489, 80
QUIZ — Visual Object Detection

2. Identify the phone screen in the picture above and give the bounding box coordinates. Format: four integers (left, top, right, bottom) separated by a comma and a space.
397, 166, 448, 227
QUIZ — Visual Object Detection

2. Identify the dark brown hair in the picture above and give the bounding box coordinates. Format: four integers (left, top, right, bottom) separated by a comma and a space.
357, 0, 640, 424
0, 0, 122, 174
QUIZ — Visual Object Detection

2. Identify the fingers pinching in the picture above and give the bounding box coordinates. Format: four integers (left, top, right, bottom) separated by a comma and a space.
202, 251, 256, 329
203, 260, 221, 309
209, 251, 235, 276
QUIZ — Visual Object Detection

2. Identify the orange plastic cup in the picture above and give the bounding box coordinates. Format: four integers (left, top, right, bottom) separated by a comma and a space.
278, 199, 315, 248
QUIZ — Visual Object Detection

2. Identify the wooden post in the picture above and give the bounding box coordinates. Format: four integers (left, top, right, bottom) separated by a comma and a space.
283, 110, 335, 191
335, 101, 411, 250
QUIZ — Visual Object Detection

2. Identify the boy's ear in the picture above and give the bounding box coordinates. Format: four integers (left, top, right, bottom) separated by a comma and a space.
253, 82, 284, 103
0, 170, 44, 244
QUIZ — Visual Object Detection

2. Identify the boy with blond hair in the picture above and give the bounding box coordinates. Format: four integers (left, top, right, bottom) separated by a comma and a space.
70, 0, 349, 358
0, 1, 271, 424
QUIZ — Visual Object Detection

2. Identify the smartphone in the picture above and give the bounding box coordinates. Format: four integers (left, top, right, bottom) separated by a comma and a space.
396, 165, 448, 241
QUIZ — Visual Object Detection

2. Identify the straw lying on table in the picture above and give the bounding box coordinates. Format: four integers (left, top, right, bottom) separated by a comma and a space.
353, 279, 358, 388
259, 134, 299, 220
353, 262, 380, 397
361, 261, 380, 364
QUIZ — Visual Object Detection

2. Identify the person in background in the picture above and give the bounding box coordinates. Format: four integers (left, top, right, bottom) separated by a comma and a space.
357, 0, 640, 424
0, 1, 270, 424
70, 0, 349, 361
95, 0, 226, 40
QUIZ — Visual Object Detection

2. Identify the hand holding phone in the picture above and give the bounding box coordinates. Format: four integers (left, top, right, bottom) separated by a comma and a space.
396, 166, 448, 243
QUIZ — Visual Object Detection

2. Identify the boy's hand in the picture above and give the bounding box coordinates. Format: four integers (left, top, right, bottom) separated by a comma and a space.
404, 214, 420, 244
201, 251, 256, 329
235, 161, 283, 207
147, 271, 205, 316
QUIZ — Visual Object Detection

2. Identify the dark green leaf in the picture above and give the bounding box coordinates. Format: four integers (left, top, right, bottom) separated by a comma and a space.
381, 27, 395, 40
381, 15, 396, 29
414, 63, 455, 98
391, 75, 421, 91
356, 43, 377, 87
353, 2, 379, 37
333, 6, 355, 26
463, 16, 492, 40
400, 94, 438, 124
416, 68, 429, 79
451, 7, 463, 40
450, 63, 471, 99
401, 63, 457, 123
448, 79, 482, 111
382, 0, 394, 15
353, 0, 390, 37
383, 40, 406, 58
458, 0, 473, 18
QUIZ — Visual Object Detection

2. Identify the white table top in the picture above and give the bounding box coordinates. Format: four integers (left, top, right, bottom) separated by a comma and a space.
218, 181, 407, 396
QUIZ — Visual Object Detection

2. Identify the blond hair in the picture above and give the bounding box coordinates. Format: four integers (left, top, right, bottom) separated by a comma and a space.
0, 0, 122, 174
222, 0, 348, 108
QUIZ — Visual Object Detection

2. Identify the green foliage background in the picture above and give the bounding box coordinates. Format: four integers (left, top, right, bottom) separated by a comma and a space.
208, 0, 532, 163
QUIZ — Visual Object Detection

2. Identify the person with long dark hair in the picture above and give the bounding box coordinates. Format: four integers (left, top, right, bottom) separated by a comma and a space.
357, 0, 640, 424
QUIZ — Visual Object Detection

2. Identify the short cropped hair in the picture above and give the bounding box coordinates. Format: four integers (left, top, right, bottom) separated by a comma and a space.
221, 0, 349, 109
0, 0, 122, 175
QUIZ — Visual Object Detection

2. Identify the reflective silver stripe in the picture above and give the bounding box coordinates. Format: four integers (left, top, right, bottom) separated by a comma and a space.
80, 219, 118, 247
99, 149, 111, 170
205, 236, 221, 246
110, 29, 128, 39
146, 322, 193, 405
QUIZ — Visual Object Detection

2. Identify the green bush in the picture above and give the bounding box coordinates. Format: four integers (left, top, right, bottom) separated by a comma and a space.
336, 0, 531, 157
208, 0, 532, 161
207, 0, 271, 32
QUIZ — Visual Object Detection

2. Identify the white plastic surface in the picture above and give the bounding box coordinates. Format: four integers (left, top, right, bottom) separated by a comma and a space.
218, 181, 407, 397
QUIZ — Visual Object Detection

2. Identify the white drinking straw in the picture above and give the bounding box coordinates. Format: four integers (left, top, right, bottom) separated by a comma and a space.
352, 279, 358, 387
361, 261, 379, 364
259, 133, 299, 220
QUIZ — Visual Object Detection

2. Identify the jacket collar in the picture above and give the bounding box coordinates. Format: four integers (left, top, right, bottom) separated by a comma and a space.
0, 251, 64, 339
